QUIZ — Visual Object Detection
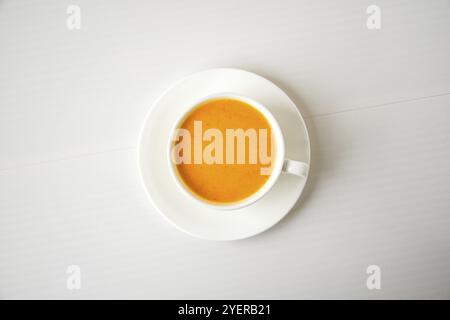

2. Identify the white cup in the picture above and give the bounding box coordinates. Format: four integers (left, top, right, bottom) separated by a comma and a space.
167, 93, 308, 210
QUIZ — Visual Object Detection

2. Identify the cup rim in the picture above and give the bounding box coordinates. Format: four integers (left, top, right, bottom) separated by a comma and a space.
166, 92, 285, 211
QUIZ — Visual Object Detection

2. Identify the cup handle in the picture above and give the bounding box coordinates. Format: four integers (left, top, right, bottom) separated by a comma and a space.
282, 159, 309, 177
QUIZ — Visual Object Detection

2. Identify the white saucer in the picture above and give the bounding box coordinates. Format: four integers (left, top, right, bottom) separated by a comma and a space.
138, 68, 311, 241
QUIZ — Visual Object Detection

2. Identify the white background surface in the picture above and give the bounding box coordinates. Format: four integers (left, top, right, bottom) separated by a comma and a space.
1, 0, 449, 299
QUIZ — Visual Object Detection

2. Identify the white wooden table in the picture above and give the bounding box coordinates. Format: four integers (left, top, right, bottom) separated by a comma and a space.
1, 0, 449, 299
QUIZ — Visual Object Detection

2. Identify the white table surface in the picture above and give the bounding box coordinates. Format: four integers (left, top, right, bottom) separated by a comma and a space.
1, 0, 449, 299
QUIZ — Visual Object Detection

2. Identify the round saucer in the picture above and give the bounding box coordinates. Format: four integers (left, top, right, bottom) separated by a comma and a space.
138, 68, 310, 241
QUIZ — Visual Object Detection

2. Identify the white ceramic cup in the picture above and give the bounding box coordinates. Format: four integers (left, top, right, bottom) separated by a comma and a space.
167, 93, 308, 210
